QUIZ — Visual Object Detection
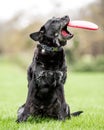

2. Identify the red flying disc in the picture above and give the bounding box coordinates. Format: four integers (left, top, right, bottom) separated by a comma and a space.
68, 20, 99, 30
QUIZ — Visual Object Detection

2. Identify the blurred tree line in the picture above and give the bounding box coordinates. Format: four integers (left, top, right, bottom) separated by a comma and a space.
76, 0, 104, 56
0, 0, 104, 71
66, 0, 104, 71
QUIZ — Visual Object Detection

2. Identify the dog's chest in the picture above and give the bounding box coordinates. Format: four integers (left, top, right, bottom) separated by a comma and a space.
35, 70, 64, 87
36, 49, 65, 69
34, 70, 64, 102
33, 48, 67, 96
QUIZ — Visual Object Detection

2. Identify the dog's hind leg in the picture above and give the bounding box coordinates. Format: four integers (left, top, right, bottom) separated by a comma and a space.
60, 103, 71, 120
16, 78, 36, 123
17, 104, 25, 120
16, 102, 30, 123
16, 66, 32, 121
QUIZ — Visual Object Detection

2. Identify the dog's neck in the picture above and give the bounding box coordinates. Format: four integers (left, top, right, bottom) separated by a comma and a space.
37, 44, 62, 53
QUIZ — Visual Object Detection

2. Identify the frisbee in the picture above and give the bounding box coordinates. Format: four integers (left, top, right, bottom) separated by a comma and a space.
68, 20, 99, 30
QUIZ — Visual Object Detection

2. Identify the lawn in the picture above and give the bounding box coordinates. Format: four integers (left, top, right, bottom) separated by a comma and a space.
0, 60, 104, 130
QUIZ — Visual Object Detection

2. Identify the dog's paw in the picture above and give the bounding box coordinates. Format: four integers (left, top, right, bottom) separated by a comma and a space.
16, 113, 28, 123
58, 115, 65, 121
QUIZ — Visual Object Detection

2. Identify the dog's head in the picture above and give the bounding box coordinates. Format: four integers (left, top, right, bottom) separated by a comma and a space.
30, 15, 73, 47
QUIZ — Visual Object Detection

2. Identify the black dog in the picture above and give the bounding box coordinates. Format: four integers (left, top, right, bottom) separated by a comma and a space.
16, 15, 83, 123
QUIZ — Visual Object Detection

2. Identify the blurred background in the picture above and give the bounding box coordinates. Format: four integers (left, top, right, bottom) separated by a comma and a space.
0, 0, 104, 72
0, 1, 104, 128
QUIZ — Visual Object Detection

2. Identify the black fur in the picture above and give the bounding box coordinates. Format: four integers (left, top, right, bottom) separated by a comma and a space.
16, 16, 83, 123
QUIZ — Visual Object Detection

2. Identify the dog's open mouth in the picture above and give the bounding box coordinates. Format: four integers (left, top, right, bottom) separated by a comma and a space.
61, 24, 73, 39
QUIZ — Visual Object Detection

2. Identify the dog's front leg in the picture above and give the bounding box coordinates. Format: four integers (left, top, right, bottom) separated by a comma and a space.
16, 79, 36, 123
56, 84, 71, 120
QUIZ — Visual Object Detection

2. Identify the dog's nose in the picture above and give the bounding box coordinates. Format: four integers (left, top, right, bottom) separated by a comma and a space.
62, 15, 70, 22
64, 15, 69, 19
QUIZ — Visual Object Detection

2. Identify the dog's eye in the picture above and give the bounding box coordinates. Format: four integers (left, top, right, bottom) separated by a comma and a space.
55, 33, 58, 37
40, 30, 44, 34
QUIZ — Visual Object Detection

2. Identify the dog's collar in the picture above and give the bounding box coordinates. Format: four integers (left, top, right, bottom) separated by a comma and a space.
38, 44, 61, 52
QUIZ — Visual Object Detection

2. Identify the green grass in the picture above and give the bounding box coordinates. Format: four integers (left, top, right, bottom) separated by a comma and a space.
0, 60, 104, 130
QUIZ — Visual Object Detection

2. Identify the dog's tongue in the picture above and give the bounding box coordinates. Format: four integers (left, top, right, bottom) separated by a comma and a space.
61, 30, 68, 37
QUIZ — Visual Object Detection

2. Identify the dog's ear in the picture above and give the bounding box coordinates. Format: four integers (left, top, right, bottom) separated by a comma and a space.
30, 32, 40, 41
